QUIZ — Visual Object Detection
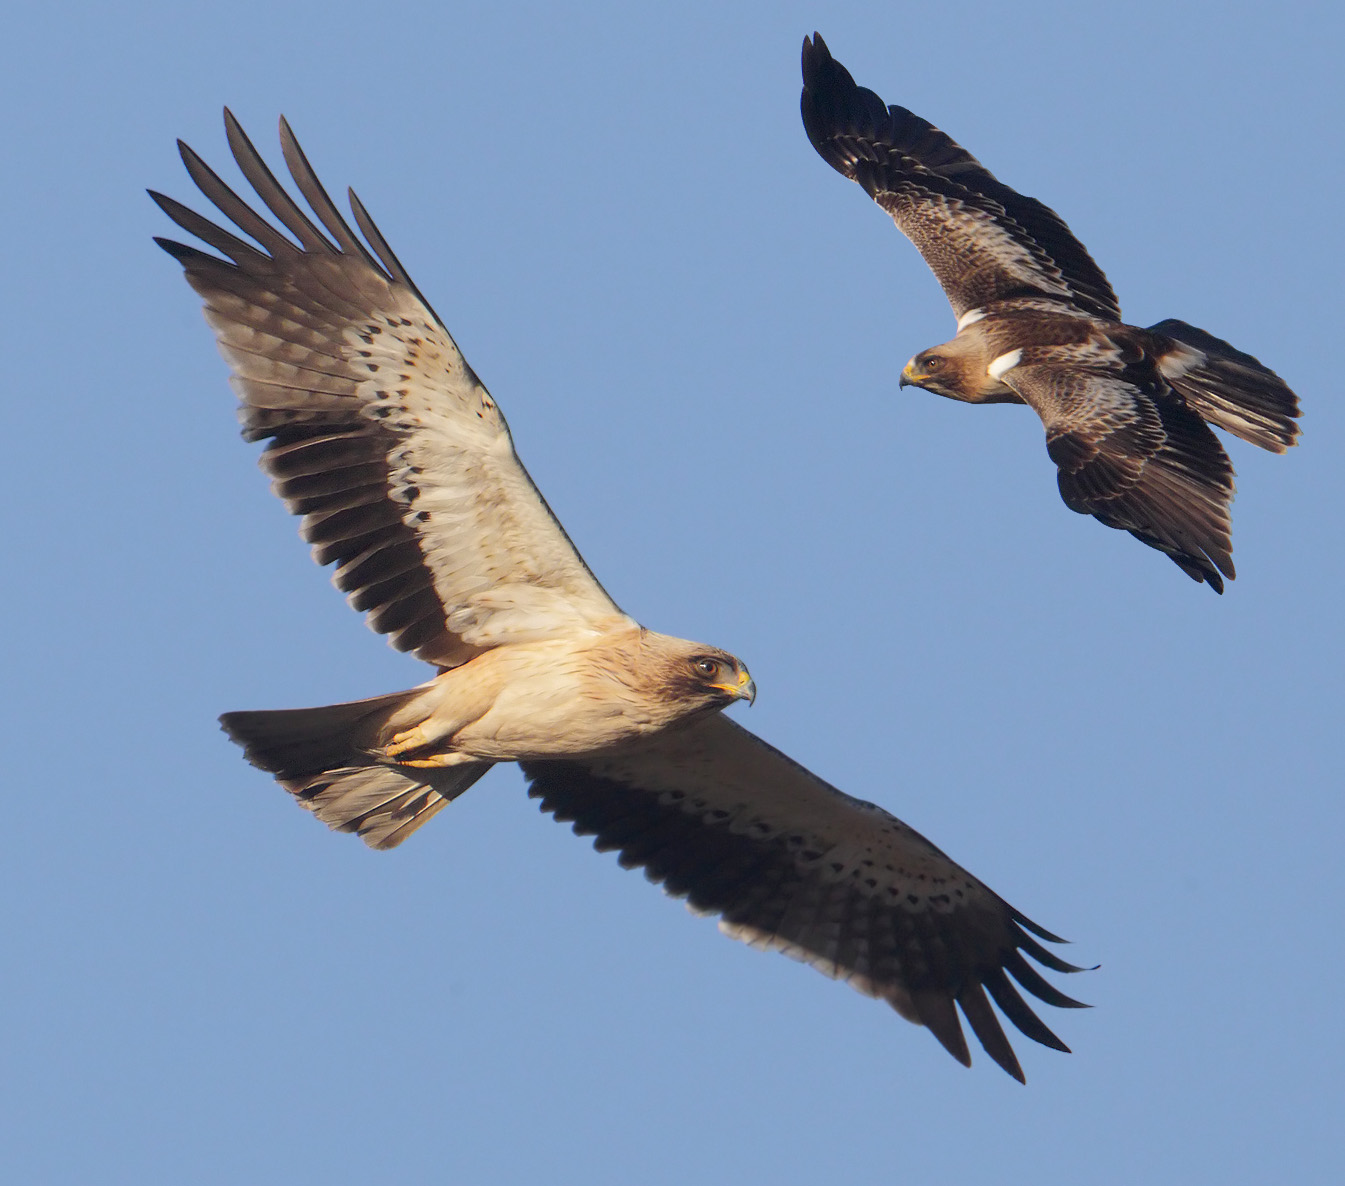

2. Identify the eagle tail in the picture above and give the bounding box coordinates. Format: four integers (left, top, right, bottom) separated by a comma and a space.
221, 691, 492, 850
1149, 318, 1301, 453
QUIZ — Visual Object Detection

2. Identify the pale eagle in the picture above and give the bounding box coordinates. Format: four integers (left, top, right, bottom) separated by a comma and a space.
153, 112, 1086, 1080
801, 33, 1301, 592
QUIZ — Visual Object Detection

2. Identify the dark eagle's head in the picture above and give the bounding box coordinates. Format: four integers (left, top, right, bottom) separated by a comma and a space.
900, 348, 973, 402
900, 338, 1024, 406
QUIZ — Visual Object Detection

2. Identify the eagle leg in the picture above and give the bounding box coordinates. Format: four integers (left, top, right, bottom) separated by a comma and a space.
379, 723, 481, 769
384, 723, 436, 758
400, 753, 468, 769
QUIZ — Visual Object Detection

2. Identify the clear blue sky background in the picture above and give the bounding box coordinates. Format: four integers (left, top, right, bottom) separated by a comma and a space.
5, 2, 1341, 1182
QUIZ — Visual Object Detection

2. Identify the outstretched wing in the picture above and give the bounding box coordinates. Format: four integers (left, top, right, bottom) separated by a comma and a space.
524, 715, 1087, 1083
800, 33, 1120, 322
1003, 356, 1237, 590
153, 111, 630, 668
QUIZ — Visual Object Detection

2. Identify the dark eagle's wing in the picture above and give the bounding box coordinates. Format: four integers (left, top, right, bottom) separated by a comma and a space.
1000, 350, 1237, 590
524, 714, 1088, 1083
800, 33, 1120, 322
152, 112, 631, 670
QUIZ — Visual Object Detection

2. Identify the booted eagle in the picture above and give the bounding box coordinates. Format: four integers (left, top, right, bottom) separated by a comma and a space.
154, 112, 1086, 1080
801, 33, 1300, 592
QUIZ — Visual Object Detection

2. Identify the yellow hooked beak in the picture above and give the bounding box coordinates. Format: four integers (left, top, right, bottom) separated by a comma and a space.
713, 666, 757, 705
899, 359, 919, 388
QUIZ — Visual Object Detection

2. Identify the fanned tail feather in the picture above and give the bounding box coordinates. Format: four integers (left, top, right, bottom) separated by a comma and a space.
1150, 318, 1302, 453
221, 691, 491, 849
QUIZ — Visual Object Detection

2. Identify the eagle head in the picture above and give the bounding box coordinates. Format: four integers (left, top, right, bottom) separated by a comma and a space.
682, 648, 757, 707
603, 632, 756, 726
638, 636, 756, 711
900, 349, 972, 402
900, 337, 1023, 405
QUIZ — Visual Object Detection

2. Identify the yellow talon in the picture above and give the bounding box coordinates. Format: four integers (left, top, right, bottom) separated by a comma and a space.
381, 721, 465, 767
384, 725, 429, 758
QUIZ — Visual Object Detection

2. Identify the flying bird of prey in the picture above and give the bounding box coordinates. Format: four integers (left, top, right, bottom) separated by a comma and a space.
153, 111, 1087, 1081
800, 33, 1300, 592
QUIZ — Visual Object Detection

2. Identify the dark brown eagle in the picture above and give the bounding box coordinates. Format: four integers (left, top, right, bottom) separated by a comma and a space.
801, 33, 1300, 592
152, 111, 1087, 1081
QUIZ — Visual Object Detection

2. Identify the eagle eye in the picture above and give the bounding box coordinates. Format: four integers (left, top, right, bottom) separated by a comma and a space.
924, 355, 943, 372
694, 657, 721, 678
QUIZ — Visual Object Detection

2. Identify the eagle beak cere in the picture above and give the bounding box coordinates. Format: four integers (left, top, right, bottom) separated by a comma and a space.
715, 669, 757, 705
899, 360, 917, 388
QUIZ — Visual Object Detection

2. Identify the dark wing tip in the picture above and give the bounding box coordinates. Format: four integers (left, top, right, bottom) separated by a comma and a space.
1138, 521, 1232, 594
1006, 950, 1091, 1013
958, 982, 1027, 1082
898, 905, 1090, 1080
947, 920, 1093, 1079
983, 967, 1073, 1053
1010, 905, 1070, 945
801, 31, 831, 69
799, 32, 893, 172
912, 990, 973, 1070
175, 136, 204, 172
1014, 923, 1091, 978
152, 235, 209, 265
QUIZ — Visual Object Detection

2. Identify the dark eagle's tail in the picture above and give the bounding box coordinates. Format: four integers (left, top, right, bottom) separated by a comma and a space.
221, 690, 491, 850
1149, 318, 1301, 453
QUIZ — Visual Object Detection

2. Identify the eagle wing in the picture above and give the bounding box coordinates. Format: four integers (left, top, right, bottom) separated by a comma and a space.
800, 33, 1120, 322
1003, 356, 1237, 590
524, 714, 1087, 1082
153, 112, 630, 668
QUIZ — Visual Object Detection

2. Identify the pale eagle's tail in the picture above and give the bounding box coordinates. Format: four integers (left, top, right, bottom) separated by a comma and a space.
1150, 318, 1302, 453
221, 690, 491, 850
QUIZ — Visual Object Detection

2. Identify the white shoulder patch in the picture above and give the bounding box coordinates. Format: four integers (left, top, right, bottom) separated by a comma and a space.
956, 307, 988, 331
987, 348, 1023, 381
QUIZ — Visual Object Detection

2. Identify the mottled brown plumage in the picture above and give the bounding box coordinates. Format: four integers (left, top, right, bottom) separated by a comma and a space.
156, 111, 1087, 1080
802, 33, 1300, 591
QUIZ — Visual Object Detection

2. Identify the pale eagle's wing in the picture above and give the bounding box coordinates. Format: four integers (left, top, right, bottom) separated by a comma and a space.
1002, 356, 1236, 590
523, 715, 1087, 1082
152, 112, 630, 667
800, 34, 1120, 322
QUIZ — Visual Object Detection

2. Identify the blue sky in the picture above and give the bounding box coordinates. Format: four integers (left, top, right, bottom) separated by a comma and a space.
5, 2, 1342, 1182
